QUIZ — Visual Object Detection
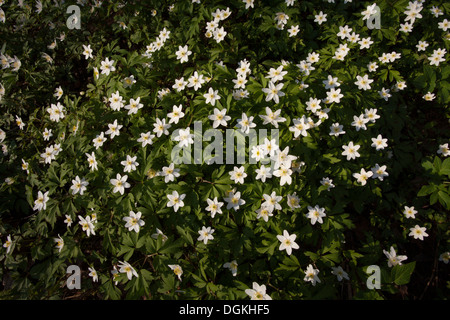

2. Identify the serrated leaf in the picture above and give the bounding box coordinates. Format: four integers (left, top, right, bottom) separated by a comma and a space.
391, 262, 416, 285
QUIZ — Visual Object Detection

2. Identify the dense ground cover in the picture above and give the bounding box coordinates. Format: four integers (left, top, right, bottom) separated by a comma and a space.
0, 0, 449, 300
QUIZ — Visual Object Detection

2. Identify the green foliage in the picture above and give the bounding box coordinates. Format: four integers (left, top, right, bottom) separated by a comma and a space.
0, 0, 449, 300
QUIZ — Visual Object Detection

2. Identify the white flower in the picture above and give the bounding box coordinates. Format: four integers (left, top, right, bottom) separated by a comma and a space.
88, 267, 98, 282
337, 25, 352, 39
266, 65, 287, 83
332, 266, 349, 281
371, 134, 388, 150
197, 226, 214, 244
213, 26, 227, 43
428, 49, 446, 66
43, 128, 53, 141
33, 191, 49, 211
105, 119, 123, 139
151, 228, 168, 242
367, 61, 379, 72
206, 197, 224, 218
173, 77, 188, 92
124, 97, 143, 115
276, 230, 299, 255
123, 211, 145, 233
355, 74, 373, 91
305, 97, 321, 113
167, 190, 186, 212
161, 163, 180, 183
303, 264, 321, 286
273, 164, 293, 186
423, 92, 436, 101
54, 234, 64, 253
351, 114, 369, 131
403, 206, 417, 219
400, 21, 413, 33
168, 104, 185, 124
93, 132, 107, 149
137, 131, 155, 147
229, 166, 247, 184
320, 177, 335, 191
110, 173, 131, 195
275, 12, 289, 25
358, 37, 373, 49
168, 264, 183, 281
271, 146, 297, 169
250, 145, 265, 162
47, 102, 65, 122
153, 118, 171, 137
70, 176, 89, 195
245, 282, 272, 300
262, 191, 282, 211
409, 225, 429, 241
342, 142, 360, 160
224, 190, 245, 211
82, 44, 93, 59
255, 205, 274, 222
306, 205, 326, 225
100, 57, 116, 75
437, 143, 450, 157
122, 75, 136, 88
326, 88, 343, 104
203, 87, 221, 106
121, 155, 139, 173
173, 128, 194, 148
3, 235, 12, 254
109, 91, 124, 111
223, 260, 238, 276
383, 246, 408, 267
41, 146, 56, 164
262, 81, 285, 104
118, 261, 139, 280
208, 108, 231, 128
242, 0, 255, 10
288, 25, 300, 37
54, 86, 64, 100
416, 40, 429, 52
364, 108, 380, 123
438, 18, 449, 32
314, 11, 327, 25
353, 168, 373, 186
187, 71, 205, 91
262, 138, 279, 158
78, 215, 96, 237
259, 107, 286, 128
329, 123, 345, 136
439, 252, 450, 264
21, 159, 29, 174
287, 192, 301, 210
64, 215, 73, 227
175, 45, 192, 63
236, 113, 256, 134
371, 164, 389, 181
255, 165, 272, 182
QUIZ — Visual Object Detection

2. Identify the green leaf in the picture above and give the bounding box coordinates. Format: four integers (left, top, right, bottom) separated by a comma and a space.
159, 239, 182, 254
391, 262, 416, 285
417, 184, 436, 197
439, 158, 450, 176
438, 190, 450, 210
